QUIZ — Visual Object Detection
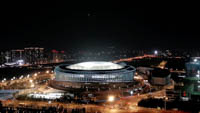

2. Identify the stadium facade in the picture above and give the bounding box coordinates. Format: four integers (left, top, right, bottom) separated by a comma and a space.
50, 61, 136, 92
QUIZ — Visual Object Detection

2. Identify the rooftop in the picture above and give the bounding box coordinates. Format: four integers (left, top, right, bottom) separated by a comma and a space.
66, 61, 124, 70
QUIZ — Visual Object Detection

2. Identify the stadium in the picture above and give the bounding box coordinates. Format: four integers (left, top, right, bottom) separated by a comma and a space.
50, 61, 136, 92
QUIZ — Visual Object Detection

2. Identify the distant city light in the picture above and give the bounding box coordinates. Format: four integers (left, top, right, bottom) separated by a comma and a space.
130, 91, 133, 95
29, 79, 33, 83
194, 58, 198, 62
19, 75, 23, 79
31, 84, 35, 88
108, 96, 115, 102
46, 70, 49, 74
154, 50, 158, 55
17, 59, 24, 66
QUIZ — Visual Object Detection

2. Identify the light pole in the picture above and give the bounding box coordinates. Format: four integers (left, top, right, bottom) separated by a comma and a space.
164, 96, 168, 110
108, 95, 115, 109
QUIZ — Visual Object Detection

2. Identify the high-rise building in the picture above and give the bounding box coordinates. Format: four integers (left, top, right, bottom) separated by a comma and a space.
59, 50, 66, 62
51, 49, 59, 63
0, 52, 5, 64
51, 50, 66, 63
11, 49, 24, 62
5, 51, 12, 63
179, 57, 200, 101
24, 47, 44, 65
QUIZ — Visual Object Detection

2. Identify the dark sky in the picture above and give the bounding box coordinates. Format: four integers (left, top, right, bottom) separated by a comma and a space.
0, 1, 200, 51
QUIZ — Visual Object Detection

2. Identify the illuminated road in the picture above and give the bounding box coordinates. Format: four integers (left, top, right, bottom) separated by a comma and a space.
113, 54, 157, 63
1, 89, 188, 113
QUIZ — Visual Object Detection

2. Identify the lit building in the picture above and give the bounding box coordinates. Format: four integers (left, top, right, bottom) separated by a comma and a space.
11, 49, 24, 62
0, 52, 5, 64
5, 51, 12, 63
24, 47, 44, 65
60, 50, 66, 62
51, 49, 58, 63
50, 61, 136, 92
179, 57, 200, 101
51, 50, 66, 63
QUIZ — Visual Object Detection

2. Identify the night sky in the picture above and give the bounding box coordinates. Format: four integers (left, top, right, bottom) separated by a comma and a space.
0, 1, 200, 51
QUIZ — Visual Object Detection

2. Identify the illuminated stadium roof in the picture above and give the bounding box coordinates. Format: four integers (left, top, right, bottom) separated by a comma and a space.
66, 61, 124, 70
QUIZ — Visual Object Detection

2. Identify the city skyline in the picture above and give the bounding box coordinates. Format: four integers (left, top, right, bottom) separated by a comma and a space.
1, 2, 200, 113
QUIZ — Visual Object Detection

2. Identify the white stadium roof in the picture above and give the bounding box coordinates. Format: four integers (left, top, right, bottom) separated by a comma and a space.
66, 61, 124, 70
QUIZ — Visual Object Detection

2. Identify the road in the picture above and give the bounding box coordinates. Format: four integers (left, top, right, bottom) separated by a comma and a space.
1, 89, 188, 113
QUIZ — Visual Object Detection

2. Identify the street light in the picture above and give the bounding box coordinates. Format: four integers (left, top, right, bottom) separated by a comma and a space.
46, 70, 49, 74
194, 58, 198, 62
19, 75, 23, 79
130, 91, 133, 95
154, 50, 158, 55
31, 84, 35, 88
48, 101, 52, 104
164, 96, 168, 110
108, 96, 115, 102
29, 79, 33, 83
27, 74, 30, 78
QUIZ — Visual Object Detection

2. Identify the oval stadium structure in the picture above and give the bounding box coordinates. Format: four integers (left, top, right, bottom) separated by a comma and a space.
50, 61, 136, 92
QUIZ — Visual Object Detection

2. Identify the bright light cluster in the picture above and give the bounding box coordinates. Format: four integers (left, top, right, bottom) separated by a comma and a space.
28, 93, 63, 100
66, 61, 124, 70
108, 96, 115, 102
